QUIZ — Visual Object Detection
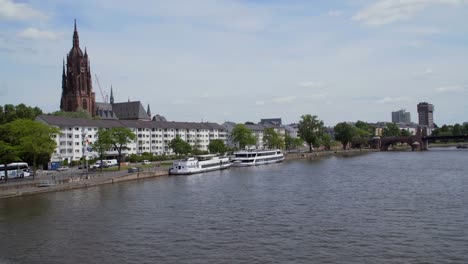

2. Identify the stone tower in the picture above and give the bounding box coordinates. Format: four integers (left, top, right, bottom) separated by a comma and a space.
60, 20, 96, 116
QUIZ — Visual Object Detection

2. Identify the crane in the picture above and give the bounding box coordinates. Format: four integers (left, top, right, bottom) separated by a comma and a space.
94, 74, 108, 103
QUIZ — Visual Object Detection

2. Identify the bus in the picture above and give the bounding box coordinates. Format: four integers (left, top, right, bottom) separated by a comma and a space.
0, 162, 31, 180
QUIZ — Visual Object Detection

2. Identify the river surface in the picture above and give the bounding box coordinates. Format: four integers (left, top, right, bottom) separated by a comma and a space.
1, 148, 467, 264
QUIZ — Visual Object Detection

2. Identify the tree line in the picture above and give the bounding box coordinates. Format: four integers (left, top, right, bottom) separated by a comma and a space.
432, 123, 468, 137
3, 102, 465, 178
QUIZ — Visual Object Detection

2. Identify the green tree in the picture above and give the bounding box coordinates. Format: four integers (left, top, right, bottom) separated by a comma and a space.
292, 137, 304, 151
0, 141, 20, 182
297, 114, 324, 152
462, 123, 468, 134
0, 104, 43, 125
334, 122, 355, 150
208, 139, 226, 154
355, 120, 369, 131
284, 135, 304, 151
285, 134, 293, 151
453, 124, 462, 136
321, 133, 333, 151
382, 123, 401, 137
191, 138, 204, 155
352, 126, 372, 149
107, 127, 136, 170
0, 105, 4, 124
3, 104, 17, 123
231, 124, 257, 149
52, 109, 93, 119
400, 129, 411, 137
263, 128, 284, 149
4, 119, 59, 178
92, 129, 113, 172
169, 136, 192, 157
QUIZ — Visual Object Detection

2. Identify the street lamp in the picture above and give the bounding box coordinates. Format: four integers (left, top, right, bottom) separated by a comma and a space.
81, 129, 89, 177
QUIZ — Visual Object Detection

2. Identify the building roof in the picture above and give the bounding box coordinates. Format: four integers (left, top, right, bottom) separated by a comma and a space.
111, 101, 150, 120
260, 118, 282, 125
36, 115, 225, 131
95, 102, 118, 120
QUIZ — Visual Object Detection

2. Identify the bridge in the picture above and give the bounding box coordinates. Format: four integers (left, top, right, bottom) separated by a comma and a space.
374, 128, 468, 151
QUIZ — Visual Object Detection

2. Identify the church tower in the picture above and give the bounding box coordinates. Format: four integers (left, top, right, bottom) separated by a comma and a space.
60, 20, 96, 116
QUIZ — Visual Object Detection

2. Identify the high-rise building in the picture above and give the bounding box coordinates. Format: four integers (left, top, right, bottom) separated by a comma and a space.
417, 102, 434, 127
60, 20, 96, 116
391, 109, 411, 124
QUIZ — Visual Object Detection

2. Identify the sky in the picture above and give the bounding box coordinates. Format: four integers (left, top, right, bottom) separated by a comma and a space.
1, 0, 467, 126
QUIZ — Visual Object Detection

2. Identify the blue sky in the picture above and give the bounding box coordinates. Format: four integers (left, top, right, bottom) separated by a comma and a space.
1, 0, 467, 125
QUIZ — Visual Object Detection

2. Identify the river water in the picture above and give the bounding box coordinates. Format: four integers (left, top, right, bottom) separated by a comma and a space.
0, 148, 467, 264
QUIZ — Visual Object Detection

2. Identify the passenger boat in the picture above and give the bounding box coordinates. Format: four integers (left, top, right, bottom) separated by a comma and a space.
169, 154, 231, 175
230, 149, 284, 167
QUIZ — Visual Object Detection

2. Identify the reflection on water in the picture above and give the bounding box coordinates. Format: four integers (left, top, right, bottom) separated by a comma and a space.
1, 149, 467, 264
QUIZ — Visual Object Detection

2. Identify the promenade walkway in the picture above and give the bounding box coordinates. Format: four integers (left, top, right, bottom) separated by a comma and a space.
0, 165, 170, 199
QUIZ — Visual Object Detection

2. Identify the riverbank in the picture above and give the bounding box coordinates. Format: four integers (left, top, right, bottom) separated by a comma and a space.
285, 148, 377, 160
0, 168, 169, 200
1, 149, 378, 200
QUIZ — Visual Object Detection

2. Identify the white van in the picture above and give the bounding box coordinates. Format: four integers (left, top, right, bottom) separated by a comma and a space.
105, 159, 118, 167
92, 159, 118, 169
91, 160, 103, 169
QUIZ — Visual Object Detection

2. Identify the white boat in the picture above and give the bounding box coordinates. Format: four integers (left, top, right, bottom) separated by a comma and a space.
169, 154, 231, 175
231, 149, 284, 167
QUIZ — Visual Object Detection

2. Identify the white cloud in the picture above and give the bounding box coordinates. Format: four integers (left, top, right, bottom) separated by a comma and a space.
299, 81, 325, 89
255, 100, 265, 106
305, 93, 327, 100
435, 85, 466, 93
326, 10, 343, 17
0, 0, 48, 21
272, 96, 296, 103
422, 68, 434, 75
17, 28, 58, 40
376, 96, 409, 104
352, 0, 466, 27
397, 26, 443, 35
171, 99, 186, 105
413, 68, 434, 77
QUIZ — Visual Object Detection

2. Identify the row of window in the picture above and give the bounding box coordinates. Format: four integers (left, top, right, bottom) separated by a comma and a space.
137, 128, 219, 132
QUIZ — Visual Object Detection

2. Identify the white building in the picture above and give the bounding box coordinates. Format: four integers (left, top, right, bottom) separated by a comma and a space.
37, 115, 227, 163
222, 121, 286, 149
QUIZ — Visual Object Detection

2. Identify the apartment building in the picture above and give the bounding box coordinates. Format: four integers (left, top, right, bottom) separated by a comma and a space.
36, 115, 226, 163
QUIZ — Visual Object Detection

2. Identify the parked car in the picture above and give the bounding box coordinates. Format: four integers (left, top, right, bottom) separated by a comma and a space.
56, 166, 69, 171
128, 167, 142, 173
142, 160, 151, 165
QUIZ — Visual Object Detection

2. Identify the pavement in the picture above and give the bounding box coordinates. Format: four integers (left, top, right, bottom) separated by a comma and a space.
0, 164, 170, 199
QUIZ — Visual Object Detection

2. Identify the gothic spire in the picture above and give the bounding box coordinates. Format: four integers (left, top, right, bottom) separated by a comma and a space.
73, 19, 79, 47
62, 58, 67, 92
110, 85, 114, 104
84, 47, 87, 56
147, 104, 151, 117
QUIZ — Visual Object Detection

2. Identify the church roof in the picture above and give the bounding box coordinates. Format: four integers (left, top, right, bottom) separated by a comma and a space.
95, 102, 118, 120
111, 101, 151, 120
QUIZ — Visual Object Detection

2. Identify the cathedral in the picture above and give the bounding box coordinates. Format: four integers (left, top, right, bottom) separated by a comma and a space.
60, 20, 158, 121
60, 20, 96, 116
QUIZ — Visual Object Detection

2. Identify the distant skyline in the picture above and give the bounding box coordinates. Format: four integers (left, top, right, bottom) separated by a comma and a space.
1, 0, 467, 126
